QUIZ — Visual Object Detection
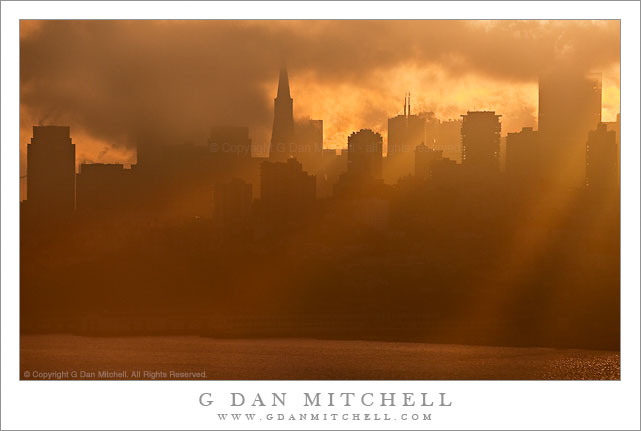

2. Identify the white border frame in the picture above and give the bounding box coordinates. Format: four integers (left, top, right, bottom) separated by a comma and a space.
2, 2, 639, 430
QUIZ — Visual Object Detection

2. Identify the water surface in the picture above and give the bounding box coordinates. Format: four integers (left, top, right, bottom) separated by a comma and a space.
20, 335, 620, 380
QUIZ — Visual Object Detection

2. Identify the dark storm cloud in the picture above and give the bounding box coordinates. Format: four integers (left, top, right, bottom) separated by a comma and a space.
20, 20, 620, 149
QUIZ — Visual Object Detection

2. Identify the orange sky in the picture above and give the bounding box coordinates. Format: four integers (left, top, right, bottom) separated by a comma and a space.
20, 20, 620, 199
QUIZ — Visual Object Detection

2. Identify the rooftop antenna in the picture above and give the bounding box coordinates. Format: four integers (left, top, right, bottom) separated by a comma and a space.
403, 92, 407, 117
408, 91, 411, 116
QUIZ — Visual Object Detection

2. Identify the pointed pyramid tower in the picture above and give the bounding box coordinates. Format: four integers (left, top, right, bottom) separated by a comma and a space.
269, 64, 295, 161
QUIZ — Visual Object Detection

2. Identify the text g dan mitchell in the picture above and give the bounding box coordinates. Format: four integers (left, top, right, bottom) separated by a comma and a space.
199, 392, 453, 408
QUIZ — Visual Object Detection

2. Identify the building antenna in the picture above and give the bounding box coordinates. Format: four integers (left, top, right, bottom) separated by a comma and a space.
408, 91, 411, 116
403, 93, 407, 117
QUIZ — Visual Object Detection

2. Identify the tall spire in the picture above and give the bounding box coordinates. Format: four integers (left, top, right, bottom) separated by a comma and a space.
277, 64, 291, 100
270, 64, 295, 161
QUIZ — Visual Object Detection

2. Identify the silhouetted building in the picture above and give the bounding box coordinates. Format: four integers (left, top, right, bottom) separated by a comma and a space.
506, 127, 542, 187
294, 118, 323, 171
436, 119, 462, 163
209, 126, 252, 158
539, 70, 602, 189
76, 163, 132, 214
430, 157, 460, 189
214, 178, 253, 233
131, 139, 261, 219
260, 158, 315, 221
347, 129, 383, 180
419, 111, 439, 148
586, 123, 617, 190
316, 148, 348, 199
461, 111, 501, 177
334, 129, 384, 198
388, 94, 425, 157
603, 113, 621, 145
386, 93, 426, 182
134, 142, 214, 218
26, 126, 76, 220
415, 142, 443, 180
604, 113, 621, 180
269, 65, 295, 161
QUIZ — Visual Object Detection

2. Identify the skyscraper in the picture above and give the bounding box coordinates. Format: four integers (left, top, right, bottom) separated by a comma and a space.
347, 129, 383, 181
435, 119, 463, 163
334, 129, 384, 198
604, 113, 621, 182
294, 118, 323, 171
586, 123, 617, 190
414, 142, 443, 180
26, 126, 76, 220
538, 70, 602, 189
506, 127, 542, 188
386, 93, 426, 183
269, 65, 295, 161
461, 111, 501, 177
260, 158, 316, 219
388, 93, 426, 157
420, 111, 439, 148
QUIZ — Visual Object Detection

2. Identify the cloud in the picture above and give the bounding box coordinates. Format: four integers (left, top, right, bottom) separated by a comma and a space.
19, 20, 620, 161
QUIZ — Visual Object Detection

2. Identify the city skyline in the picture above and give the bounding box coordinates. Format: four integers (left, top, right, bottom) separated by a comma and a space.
19, 19, 621, 381
19, 20, 620, 200
20, 61, 617, 203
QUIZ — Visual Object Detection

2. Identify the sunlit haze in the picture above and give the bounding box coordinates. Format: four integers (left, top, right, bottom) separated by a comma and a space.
20, 20, 620, 199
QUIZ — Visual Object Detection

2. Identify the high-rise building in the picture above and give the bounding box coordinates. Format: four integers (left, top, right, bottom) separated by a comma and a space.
334, 129, 384, 198
419, 111, 439, 148
436, 119, 462, 163
586, 123, 617, 190
260, 158, 315, 216
604, 113, 621, 180
347, 129, 383, 180
316, 148, 348, 199
209, 126, 252, 158
388, 94, 425, 157
414, 142, 443, 180
506, 127, 541, 187
461, 111, 501, 177
538, 70, 602, 189
269, 66, 295, 161
430, 157, 460, 189
295, 119, 323, 153
386, 93, 426, 182
26, 126, 76, 219
294, 118, 323, 171
603, 113, 621, 145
